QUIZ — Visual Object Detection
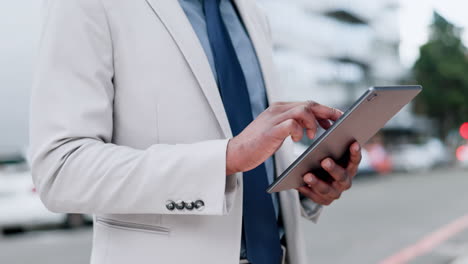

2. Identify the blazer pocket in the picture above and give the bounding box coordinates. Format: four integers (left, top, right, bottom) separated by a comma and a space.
96, 217, 170, 235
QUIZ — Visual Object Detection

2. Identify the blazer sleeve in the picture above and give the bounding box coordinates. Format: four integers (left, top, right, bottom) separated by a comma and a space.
30, 0, 237, 216
300, 195, 323, 223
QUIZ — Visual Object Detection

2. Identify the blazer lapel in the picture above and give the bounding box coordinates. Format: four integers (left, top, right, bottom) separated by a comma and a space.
145, 0, 232, 138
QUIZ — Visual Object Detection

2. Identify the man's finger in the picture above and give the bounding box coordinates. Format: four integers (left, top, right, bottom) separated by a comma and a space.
346, 142, 362, 178
332, 178, 352, 191
269, 101, 342, 122
308, 101, 343, 121
271, 119, 303, 142
276, 104, 318, 139
303, 173, 341, 199
321, 158, 348, 183
318, 119, 332, 130
269, 101, 301, 107
297, 186, 332, 206
268, 102, 306, 114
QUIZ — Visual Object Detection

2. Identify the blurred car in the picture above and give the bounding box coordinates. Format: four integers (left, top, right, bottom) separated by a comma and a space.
456, 144, 468, 167
363, 139, 393, 174
354, 147, 376, 175
0, 163, 89, 233
390, 137, 450, 172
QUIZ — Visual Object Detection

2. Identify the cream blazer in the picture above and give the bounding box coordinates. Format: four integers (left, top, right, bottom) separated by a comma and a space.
30, 0, 320, 263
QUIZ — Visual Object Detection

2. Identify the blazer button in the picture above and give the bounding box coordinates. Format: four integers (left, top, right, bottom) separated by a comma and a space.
194, 200, 205, 211
175, 200, 185, 210
185, 200, 194, 210
166, 200, 175, 211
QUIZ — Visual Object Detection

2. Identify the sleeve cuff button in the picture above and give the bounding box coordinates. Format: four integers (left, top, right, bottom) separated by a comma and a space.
185, 200, 194, 210
194, 200, 205, 211
175, 200, 185, 210
166, 200, 175, 211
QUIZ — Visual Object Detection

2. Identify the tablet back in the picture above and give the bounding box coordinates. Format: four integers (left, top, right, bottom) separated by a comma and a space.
267, 85, 422, 193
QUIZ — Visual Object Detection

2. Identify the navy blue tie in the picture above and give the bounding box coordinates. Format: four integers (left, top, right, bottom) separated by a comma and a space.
203, 0, 282, 263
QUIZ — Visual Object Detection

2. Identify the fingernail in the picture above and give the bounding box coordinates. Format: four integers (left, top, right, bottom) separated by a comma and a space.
306, 175, 316, 184
324, 159, 332, 169
353, 144, 360, 152
309, 132, 316, 139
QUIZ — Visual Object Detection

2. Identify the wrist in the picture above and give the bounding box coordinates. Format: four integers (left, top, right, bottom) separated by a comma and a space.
226, 138, 243, 175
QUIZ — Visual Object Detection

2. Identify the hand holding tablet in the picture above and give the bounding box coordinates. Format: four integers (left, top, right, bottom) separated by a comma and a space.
267, 85, 423, 193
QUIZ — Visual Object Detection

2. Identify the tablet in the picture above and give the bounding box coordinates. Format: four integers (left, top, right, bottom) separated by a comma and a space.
267, 85, 422, 193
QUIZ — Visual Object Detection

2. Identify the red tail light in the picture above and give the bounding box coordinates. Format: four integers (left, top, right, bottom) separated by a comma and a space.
456, 145, 468, 161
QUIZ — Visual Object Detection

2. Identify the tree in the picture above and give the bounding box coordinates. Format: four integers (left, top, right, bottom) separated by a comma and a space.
413, 12, 468, 138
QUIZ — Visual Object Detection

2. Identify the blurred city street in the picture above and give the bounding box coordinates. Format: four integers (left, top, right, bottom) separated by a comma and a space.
1, 1, 468, 263
0, 228, 92, 264
1, 167, 467, 264
303, 167, 468, 264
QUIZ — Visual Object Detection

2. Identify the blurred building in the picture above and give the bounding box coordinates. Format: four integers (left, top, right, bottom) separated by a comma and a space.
257, 0, 405, 108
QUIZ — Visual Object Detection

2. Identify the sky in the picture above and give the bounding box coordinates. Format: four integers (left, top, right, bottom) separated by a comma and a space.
0, 0, 468, 150
399, 0, 468, 67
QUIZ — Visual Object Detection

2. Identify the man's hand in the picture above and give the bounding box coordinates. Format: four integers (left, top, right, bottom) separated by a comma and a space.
226, 101, 342, 175
297, 142, 362, 205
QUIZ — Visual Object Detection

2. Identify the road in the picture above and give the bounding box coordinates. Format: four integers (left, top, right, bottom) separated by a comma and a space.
0, 228, 92, 264
303, 167, 468, 264
0, 167, 467, 264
